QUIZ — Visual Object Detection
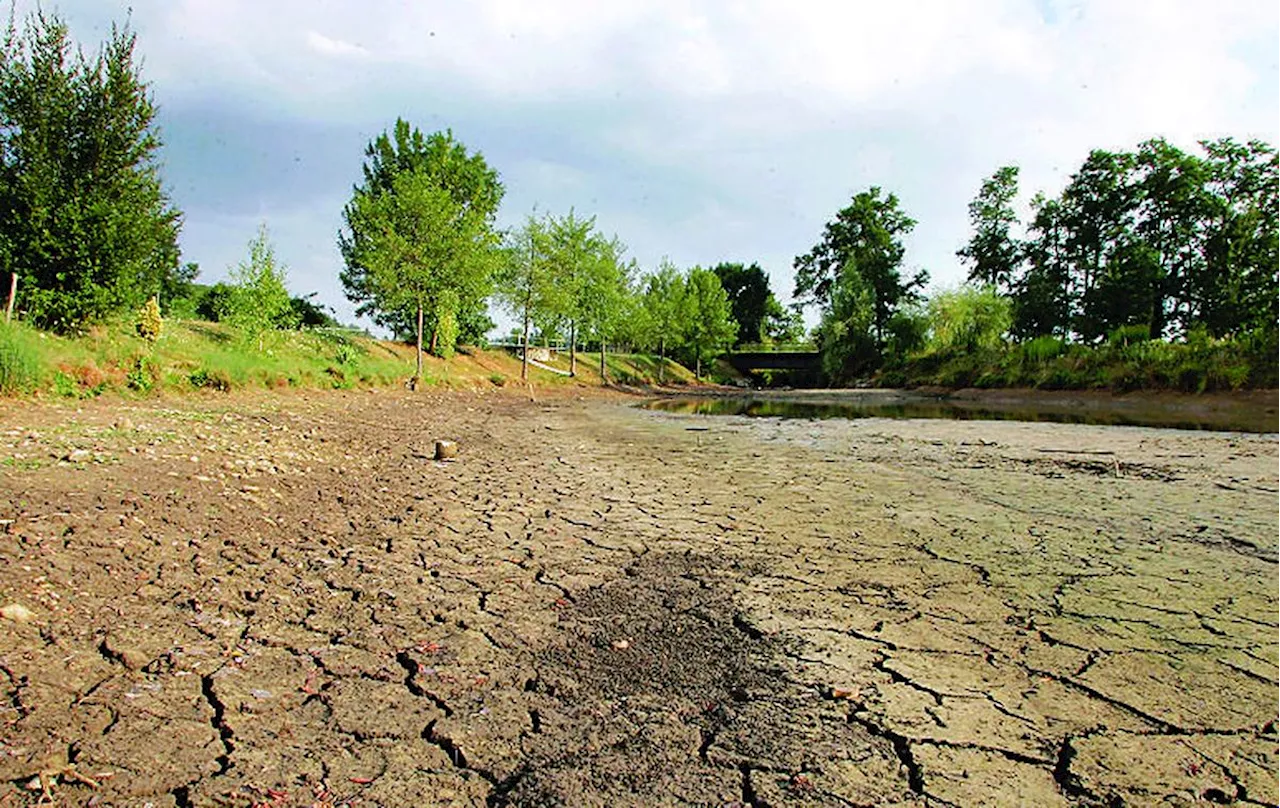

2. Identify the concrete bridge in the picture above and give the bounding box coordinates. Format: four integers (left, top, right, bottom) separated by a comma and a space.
724, 351, 821, 373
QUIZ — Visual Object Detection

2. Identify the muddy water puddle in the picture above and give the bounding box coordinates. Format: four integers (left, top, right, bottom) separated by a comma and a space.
644, 393, 1278, 433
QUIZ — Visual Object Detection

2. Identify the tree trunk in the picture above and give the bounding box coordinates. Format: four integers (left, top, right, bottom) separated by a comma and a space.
569, 321, 577, 377
599, 337, 607, 385
415, 302, 424, 386
429, 322, 438, 356
695, 349, 702, 381
520, 305, 531, 381
658, 336, 665, 384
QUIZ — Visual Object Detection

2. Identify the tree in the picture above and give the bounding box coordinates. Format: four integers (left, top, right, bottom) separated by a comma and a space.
578, 236, 632, 385
712, 262, 771, 346
1197, 138, 1278, 337
0, 9, 182, 332
1012, 194, 1072, 339
682, 267, 736, 380
496, 212, 565, 381
225, 224, 296, 349
1131, 138, 1211, 338
763, 296, 806, 344
638, 259, 688, 382
1056, 149, 1142, 342
290, 293, 339, 328
340, 120, 502, 356
344, 168, 495, 382
957, 166, 1021, 293
813, 260, 876, 383
794, 188, 926, 348
539, 210, 615, 377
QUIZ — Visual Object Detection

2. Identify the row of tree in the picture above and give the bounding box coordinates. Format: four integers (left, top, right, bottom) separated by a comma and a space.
794, 138, 1278, 381
335, 118, 780, 383
961, 139, 1277, 343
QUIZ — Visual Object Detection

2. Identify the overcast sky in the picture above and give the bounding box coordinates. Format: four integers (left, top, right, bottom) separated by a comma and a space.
20, 0, 1280, 330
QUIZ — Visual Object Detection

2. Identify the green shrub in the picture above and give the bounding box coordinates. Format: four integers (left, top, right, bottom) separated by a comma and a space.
1108, 323, 1151, 347
1022, 335, 1066, 363
190, 367, 232, 392
0, 323, 42, 394
52, 371, 78, 397
126, 356, 158, 392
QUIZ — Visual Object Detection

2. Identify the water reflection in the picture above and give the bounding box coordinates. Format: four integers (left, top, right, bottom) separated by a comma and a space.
643, 396, 1274, 433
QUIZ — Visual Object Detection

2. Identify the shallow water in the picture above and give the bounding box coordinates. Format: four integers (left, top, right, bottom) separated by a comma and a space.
643, 394, 1277, 433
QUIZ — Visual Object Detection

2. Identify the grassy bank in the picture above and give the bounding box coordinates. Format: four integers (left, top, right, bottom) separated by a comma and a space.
0, 319, 708, 399
877, 331, 1278, 393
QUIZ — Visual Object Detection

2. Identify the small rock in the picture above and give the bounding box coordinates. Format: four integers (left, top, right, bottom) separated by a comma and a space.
115, 417, 133, 431
64, 449, 91, 463
434, 440, 459, 461
1, 604, 34, 623
611, 639, 630, 650
102, 634, 149, 670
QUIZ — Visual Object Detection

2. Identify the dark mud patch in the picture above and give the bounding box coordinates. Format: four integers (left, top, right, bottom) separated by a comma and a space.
500, 552, 906, 807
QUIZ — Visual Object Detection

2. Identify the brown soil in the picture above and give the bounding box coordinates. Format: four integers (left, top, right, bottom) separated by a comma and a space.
0, 388, 1275, 807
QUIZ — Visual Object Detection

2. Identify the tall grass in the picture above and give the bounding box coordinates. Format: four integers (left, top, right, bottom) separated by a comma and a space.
0, 322, 43, 394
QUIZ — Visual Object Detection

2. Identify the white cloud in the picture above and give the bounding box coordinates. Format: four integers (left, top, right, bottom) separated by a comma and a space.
306, 31, 370, 60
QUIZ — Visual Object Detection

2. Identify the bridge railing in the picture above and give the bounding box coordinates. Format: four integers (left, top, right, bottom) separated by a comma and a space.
733, 342, 817, 353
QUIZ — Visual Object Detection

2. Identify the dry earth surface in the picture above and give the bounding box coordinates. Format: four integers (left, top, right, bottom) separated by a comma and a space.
0, 388, 1275, 807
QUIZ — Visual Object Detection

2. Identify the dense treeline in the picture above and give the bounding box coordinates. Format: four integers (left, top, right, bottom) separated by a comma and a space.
799, 139, 1278, 388
982, 139, 1278, 343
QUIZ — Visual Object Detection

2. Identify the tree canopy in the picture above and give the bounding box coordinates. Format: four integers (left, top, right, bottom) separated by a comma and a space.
339, 120, 502, 367
0, 9, 182, 332
957, 166, 1021, 293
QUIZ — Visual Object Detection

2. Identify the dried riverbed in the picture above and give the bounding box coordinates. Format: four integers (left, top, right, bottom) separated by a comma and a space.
0, 389, 1275, 806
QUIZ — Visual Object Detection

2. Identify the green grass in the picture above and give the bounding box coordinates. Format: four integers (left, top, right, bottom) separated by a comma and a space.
0, 318, 720, 399
0, 322, 43, 394
0, 318, 415, 398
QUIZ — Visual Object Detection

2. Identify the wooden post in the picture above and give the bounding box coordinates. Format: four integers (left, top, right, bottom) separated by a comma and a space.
4, 273, 15, 324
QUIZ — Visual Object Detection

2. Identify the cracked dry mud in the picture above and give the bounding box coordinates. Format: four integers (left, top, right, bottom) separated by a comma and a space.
0, 389, 1275, 807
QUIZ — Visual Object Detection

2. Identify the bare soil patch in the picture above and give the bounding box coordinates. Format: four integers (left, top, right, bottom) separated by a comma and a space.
0, 389, 1274, 806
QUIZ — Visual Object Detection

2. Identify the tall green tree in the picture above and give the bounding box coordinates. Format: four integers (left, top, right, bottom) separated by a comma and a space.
682, 267, 737, 380
578, 236, 632, 385
340, 120, 502, 353
0, 9, 182, 332
1012, 194, 1073, 339
813, 260, 877, 382
638, 259, 688, 382
540, 210, 604, 377
345, 168, 496, 382
794, 187, 926, 349
1197, 138, 1278, 336
712, 261, 771, 346
496, 212, 566, 380
957, 165, 1022, 293
1056, 149, 1142, 342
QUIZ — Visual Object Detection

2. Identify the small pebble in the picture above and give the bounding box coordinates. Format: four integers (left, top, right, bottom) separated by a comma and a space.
0, 604, 34, 623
